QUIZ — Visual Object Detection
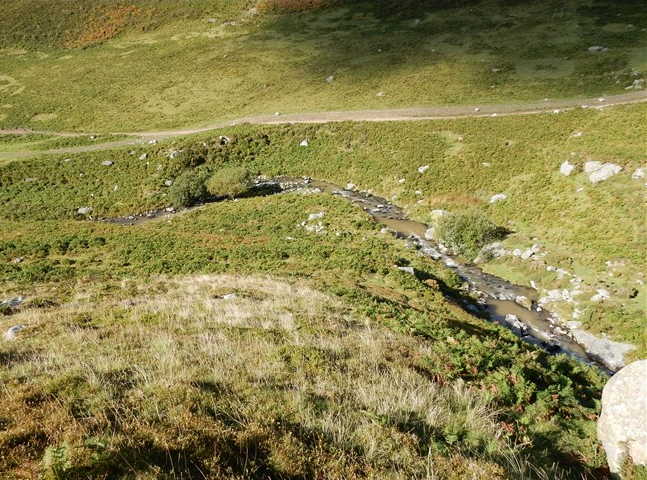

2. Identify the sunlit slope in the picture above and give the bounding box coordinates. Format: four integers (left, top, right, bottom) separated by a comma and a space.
0, 0, 645, 132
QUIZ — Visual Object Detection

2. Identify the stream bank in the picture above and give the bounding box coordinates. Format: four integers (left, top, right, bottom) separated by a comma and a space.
103, 176, 635, 372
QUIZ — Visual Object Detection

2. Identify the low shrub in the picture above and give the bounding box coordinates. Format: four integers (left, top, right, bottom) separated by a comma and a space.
206, 166, 251, 199
167, 168, 209, 208
437, 210, 507, 260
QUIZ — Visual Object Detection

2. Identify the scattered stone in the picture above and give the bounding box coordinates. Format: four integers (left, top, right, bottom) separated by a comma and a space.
490, 193, 507, 203
24, 177, 36, 182
398, 178, 405, 183
598, 360, 647, 474
325, 75, 334, 83
77, 207, 92, 215
588, 46, 606, 52
424, 226, 435, 240
631, 168, 645, 180
4, 325, 25, 341
274, 112, 280, 116
492, 67, 500, 73
0, 296, 24, 309
101, 160, 113, 166
625, 78, 645, 90
164, 180, 173, 187
512, 248, 523, 257
139, 153, 147, 160
418, 164, 430, 174
167, 148, 179, 159
475, 243, 506, 263
482, 162, 491, 167
474, 108, 480, 112
13, 257, 24, 263
586, 162, 622, 183
219, 136, 230, 146
221, 293, 237, 300
414, 190, 422, 196
207, 18, 217, 23
300, 139, 309, 147
113, 185, 119, 192
396, 266, 415, 275
570, 131, 583, 138
346, 182, 356, 190
503, 314, 528, 336
560, 160, 576, 176
515, 296, 533, 310
148, 139, 158, 144
591, 289, 610, 302
376, 91, 385, 97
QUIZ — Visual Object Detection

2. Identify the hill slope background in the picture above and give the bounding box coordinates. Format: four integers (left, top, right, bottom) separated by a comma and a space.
0, 1, 646, 479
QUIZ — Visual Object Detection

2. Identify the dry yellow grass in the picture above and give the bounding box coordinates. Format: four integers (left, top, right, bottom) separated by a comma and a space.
0, 274, 550, 479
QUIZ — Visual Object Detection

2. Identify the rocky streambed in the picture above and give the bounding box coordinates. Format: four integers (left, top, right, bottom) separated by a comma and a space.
104, 176, 635, 372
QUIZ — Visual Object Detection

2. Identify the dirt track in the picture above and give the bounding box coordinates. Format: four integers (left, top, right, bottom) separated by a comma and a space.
1, 90, 645, 160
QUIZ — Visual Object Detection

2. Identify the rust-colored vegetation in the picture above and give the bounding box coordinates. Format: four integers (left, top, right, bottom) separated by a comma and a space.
64, 2, 148, 49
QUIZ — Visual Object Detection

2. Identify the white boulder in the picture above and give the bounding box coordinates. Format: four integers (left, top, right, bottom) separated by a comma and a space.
560, 161, 576, 176
490, 193, 507, 203
597, 360, 647, 474
585, 161, 622, 183
418, 165, 430, 174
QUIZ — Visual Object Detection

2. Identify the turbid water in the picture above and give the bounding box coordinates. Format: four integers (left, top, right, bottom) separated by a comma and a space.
104, 176, 610, 371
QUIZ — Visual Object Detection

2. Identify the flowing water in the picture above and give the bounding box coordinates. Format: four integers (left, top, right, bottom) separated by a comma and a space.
104, 176, 604, 370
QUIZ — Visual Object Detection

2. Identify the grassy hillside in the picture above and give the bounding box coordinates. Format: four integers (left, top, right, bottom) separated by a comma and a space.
1, 191, 610, 479
0, 0, 645, 131
1, 103, 644, 355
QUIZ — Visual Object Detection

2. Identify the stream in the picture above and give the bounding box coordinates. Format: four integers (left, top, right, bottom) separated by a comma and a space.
104, 177, 609, 372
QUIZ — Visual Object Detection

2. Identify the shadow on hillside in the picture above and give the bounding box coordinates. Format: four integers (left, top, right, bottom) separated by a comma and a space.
252, 0, 646, 99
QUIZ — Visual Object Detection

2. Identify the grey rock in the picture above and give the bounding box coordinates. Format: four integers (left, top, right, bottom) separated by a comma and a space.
4, 324, 25, 341
588, 163, 622, 183
490, 193, 507, 203
418, 164, 430, 174
164, 180, 173, 187
101, 160, 113, 166
396, 266, 416, 276
139, 153, 147, 160
560, 160, 576, 176
300, 139, 309, 147
77, 207, 93, 215
631, 168, 645, 180
424, 226, 435, 240
571, 329, 635, 371
520, 248, 535, 260
598, 360, 647, 474
221, 293, 237, 300
503, 314, 528, 336
584, 161, 602, 174
515, 296, 533, 310
0, 296, 24, 309
588, 46, 606, 52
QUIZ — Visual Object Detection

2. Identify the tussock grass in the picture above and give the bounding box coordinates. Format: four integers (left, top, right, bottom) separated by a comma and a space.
0, 274, 598, 479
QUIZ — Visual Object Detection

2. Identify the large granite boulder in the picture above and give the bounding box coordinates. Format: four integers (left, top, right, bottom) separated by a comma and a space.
597, 360, 647, 476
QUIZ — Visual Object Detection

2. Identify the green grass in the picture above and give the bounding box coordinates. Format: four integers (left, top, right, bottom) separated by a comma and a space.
0, 0, 645, 132
0, 133, 131, 153
0, 104, 644, 356
0, 191, 608, 479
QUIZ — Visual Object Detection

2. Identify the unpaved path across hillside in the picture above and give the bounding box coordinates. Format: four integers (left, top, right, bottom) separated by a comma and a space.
1, 90, 645, 160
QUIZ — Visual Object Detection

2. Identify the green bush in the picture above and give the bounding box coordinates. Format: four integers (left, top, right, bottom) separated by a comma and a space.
167, 169, 209, 208
206, 166, 251, 199
436, 210, 507, 260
